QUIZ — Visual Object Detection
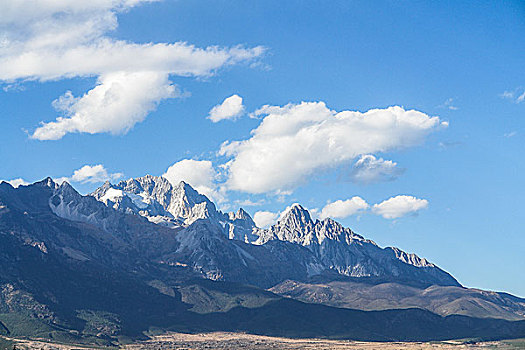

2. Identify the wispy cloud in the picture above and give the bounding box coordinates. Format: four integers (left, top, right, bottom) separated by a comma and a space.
438, 98, 458, 110
438, 141, 463, 150
500, 88, 525, 104
235, 199, 266, 207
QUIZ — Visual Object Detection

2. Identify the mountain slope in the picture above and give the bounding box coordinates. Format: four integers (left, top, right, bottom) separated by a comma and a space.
0, 178, 523, 344
91, 176, 459, 288
254, 204, 458, 287
270, 279, 525, 321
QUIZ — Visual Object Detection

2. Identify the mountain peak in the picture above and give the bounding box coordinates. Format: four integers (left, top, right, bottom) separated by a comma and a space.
33, 177, 57, 189
90, 175, 221, 228
228, 207, 255, 227
279, 203, 313, 226
172, 180, 210, 204
57, 180, 77, 194
235, 208, 250, 219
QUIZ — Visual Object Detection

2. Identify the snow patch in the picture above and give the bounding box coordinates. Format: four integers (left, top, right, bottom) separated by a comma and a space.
100, 188, 124, 202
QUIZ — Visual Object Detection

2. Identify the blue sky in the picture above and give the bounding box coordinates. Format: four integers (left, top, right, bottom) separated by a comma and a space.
1, 1, 524, 296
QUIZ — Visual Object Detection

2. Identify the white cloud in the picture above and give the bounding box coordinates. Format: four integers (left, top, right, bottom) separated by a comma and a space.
319, 197, 369, 220
349, 154, 404, 184
220, 102, 447, 194
504, 131, 517, 138
500, 88, 525, 104
70, 164, 123, 183
0, 1, 263, 139
4, 165, 123, 186
163, 159, 224, 203
208, 94, 245, 122
438, 141, 462, 150
53, 177, 70, 185
33, 71, 179, 140
2, 178, 29, 188
372, 195, 428, 219
501, 91, 514, 99
253, 210, 279, 228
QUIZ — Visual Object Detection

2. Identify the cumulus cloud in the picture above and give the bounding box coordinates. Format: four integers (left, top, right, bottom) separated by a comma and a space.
372, 195, 428, 219
2, 178, 29, 188
70, 164, 123, 184
33, 72, 179, 140
319, 197, 369, 220
163, 159, 224, 203
0, 1, 263, 139
348, 154, 404, 184
253, 211, 279, 228
219, 102, 447, 194
208, 94, 245, 122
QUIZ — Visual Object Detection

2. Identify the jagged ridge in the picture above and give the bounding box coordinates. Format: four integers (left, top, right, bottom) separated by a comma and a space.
89, 176, 459, 287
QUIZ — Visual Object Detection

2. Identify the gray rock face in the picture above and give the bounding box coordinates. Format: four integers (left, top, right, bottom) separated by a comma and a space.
0, 178, 320, 288
87, 179, 459, 287
159, 219, 322, 287
252, 204, 458, 286
89, 179, 457, 287
90, 175, 220, 227
90, 176, 258, 242
225, 208, 259, 242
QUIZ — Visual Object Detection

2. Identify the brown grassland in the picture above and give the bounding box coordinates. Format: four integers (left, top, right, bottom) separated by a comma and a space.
3, 332, 525, 350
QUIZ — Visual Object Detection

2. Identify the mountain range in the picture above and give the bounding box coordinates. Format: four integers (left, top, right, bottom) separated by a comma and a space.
0, 176, 523, 346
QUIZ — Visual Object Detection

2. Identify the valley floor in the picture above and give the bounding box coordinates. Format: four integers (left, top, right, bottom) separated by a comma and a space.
3, 333, 525, 350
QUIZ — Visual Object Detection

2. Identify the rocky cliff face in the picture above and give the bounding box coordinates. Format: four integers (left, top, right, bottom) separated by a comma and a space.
90, 175, 257, 241
91, 175, 220, 227
0, 177, 461, 289
251, 204, 458, 286
88, 177, 459, 287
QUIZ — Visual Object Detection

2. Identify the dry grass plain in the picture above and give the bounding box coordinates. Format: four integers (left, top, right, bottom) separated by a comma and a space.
5, 333, 525, 350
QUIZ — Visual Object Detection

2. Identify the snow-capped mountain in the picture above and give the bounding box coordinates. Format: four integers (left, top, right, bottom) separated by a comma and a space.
6, 176, 458, 289
91, 175, 219, 227
253, 204, 456, 285
89, 176, 458, 287
90, 175, 257, 243
0, 178, 324, 288
1, 179, 524, 343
